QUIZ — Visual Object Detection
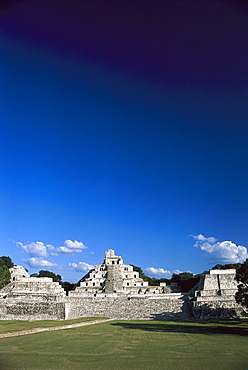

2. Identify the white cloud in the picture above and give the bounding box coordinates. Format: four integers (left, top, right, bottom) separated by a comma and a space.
17, 241, 49, 257
144, 267, 172, 277
56, 240, 87, 254
69, 262, 93, 273
23, 257, 61, 269
56, 246, 83, 254
144, 267, 191, 278
191, 234, 248, 263
16, 239, 88, 257
190, 234, 217, 246
173, 269, 183, 275
46, 244, 55, 251
64, 240, 87, 249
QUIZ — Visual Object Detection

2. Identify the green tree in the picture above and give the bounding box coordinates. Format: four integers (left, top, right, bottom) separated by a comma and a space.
62, 281, 75, 292
34, 270, 62, 282
212, 263, 242, 270
171, 272, 201, 292
0, 256, 14, 268
235, 259, 248, 308
0, 256, 14, 289
0, 265, 11, 289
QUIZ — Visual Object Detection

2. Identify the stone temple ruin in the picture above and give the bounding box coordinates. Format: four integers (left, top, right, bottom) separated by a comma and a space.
0, 249, 246, 320
72, 249, 179, 295
192, 268, 244, 319
0, 265, 66, 320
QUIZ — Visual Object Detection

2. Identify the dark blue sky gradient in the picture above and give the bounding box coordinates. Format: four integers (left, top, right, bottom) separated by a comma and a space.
1, 1, 248, 281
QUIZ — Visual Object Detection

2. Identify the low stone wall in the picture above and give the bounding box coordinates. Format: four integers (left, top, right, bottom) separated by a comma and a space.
67, 293, 190, 320
0, 293, 191, 321
0, 300, 66, 320
192, 299, 246, 319
0, 293, 246, 321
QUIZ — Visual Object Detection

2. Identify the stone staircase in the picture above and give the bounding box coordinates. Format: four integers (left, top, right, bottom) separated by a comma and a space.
104, 265, 124, 294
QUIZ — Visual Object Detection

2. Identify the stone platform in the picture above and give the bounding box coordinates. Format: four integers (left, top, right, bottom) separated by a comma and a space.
0, 250, 246, 320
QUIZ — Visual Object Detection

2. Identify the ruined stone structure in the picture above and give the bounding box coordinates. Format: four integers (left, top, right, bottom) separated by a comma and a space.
66, 250, 186, 320
73, 249, 178, 296
0, 250, 246, 320
191, 268, 244, 318
0, 265, 66, 320
74, 249, 148, 295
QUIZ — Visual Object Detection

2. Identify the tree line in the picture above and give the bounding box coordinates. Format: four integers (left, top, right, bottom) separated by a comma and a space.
0, 256, 14, 289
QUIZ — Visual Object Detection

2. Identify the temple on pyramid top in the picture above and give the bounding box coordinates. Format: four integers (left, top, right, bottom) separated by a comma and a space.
104, 249, 123, 265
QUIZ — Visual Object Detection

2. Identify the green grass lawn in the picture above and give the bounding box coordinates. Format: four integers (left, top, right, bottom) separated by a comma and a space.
0, 319, 247, 370
0, 317, 106, 335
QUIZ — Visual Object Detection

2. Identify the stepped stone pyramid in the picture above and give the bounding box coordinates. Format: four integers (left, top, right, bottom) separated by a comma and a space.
73, 249, 177, 296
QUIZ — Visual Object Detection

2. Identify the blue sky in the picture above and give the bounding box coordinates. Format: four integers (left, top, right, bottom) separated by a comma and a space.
1, 1, 248, 282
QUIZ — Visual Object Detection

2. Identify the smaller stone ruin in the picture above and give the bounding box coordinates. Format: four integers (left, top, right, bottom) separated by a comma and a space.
0, 265, 66, 320
0, 265, 66, 299
192, 269, 244, 318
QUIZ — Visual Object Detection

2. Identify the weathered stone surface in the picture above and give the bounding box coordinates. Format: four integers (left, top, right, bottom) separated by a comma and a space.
67, 293, 190, 320
191, 269, 247, 319
9, 265, 29, 281
0, 266, 66, 320
0, 251, 246, 320
75, 249, 150, 295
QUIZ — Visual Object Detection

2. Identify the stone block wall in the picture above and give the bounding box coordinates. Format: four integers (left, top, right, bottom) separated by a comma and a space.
191, 268, 247, 319
0, 299, 66, 320
192, 299, 246, 319
67, 293, 190, 320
